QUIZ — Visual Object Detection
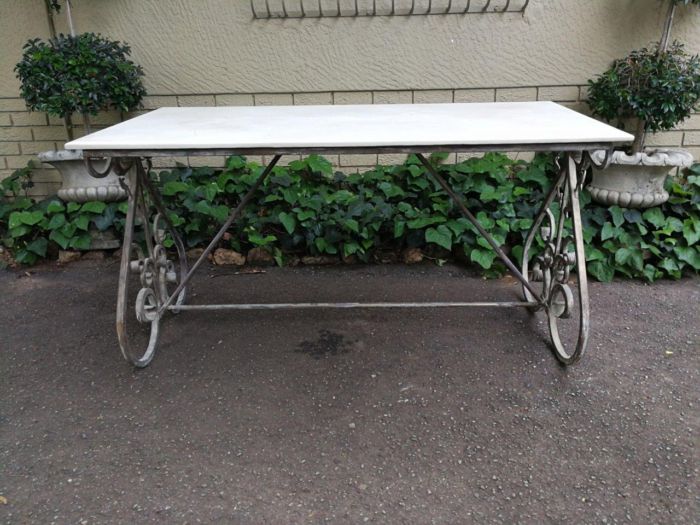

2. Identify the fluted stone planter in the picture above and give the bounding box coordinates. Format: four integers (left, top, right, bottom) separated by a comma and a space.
588, 149, 694, 208
38, 149, 127, 203
38, 149, 125, 250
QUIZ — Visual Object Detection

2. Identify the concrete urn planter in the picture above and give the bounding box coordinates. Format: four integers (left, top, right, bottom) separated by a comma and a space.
588, 149, 694, 208
38, 149, 127, 203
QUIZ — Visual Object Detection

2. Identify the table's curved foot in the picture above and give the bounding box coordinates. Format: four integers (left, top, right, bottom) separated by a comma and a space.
115, 162, 188, 367
521, 154, 590, 365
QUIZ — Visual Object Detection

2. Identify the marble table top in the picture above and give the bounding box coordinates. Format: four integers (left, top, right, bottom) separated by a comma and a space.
66, 101, 633, 153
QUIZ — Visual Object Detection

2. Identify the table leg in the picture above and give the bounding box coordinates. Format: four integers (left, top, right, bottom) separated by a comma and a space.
114, 156, 281, 367
520, 153, 590, 364
416, 152, 590, 365
115, 163, 161, 367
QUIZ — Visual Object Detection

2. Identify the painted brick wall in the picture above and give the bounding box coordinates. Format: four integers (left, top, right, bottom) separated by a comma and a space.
1, 87, 698, 199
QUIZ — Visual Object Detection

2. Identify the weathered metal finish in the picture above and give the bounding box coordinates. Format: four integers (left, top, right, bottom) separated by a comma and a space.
107, 146, 597, 368
82, 142, 626, 159
169, 301, 538, 311
519, 154, 590, 364
114, 160, 189, 367
115, 166, 161, 366
250, 0, 528, 18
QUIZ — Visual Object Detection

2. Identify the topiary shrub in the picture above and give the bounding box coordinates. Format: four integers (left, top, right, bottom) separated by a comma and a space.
587, 43, 700, 154
14, 33, 146, 139
587, 0, 700, 154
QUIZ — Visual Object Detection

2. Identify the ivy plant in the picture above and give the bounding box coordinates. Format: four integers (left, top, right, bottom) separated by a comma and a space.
2, 156, 698, 282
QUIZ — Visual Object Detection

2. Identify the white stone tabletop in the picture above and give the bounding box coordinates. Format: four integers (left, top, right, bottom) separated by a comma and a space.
65, 101, 633, 152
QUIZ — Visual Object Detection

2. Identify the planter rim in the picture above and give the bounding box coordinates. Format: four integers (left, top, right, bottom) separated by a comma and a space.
591, 148, 693, 168
37, 149, 84, 162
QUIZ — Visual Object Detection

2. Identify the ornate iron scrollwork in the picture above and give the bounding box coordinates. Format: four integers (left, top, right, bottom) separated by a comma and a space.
521, 154, 589, 364
115, 160, 188, 367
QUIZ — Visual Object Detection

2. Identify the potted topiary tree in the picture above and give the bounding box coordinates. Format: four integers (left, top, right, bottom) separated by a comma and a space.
15, 0, 146, 203
585, 0, 700, 208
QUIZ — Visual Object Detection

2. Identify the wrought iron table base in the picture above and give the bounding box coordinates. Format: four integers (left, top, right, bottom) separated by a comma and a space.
110, 152, 590, 368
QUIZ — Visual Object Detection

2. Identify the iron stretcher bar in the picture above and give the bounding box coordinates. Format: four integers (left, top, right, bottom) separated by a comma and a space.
168, 301, 538, 311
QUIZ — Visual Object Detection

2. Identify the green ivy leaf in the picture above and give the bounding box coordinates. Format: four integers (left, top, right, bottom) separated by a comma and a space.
585, 246, 607, 262
81, 201, 106, 214
470, 248, 496, 269
601, 222, 618, 241
46, 200, 65, 213
682, 218, 700, 245
609, 206, 625, 228
278, 212, 296, 234
13, 249, 36, 265
74, 214, 90, 231
342, 219, 359, 233
343, 242, 360, 258
615, 247, 644, 271
26, 237, 48, 257
642, 208, 665, 228
659, 257, 681, 278
296, 209, 315, 222
674, 245, 700, 270
516, 166, 549, 188
70, 234, 92, 250
425, 225, 452, 251
47, 213, 66, 230
407, 216, 444, 229
226, 155, 246, 170
203, 183, 219, 202
162, 181, 190, 195
642, 264, 660, 283
377, 182, 404, 199
49, 229, 70, 250
9, 210, 44, 229
588, 261, 615, 282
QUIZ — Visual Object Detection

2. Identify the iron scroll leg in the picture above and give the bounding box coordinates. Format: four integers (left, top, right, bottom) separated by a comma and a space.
417, 152, 590, 365
114, 160, 189, 367
115, 155, 281, 367
116, 165, 158, 366
520, 153, 590, 364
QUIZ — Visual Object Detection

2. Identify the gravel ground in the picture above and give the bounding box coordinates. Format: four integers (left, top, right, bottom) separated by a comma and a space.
1, 260, 698, 524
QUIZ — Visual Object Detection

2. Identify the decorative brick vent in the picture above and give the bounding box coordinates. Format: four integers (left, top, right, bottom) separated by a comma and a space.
251, 0, 529, 19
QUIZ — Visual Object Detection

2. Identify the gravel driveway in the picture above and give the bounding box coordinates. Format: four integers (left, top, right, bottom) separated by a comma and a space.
1, 261, 698, 523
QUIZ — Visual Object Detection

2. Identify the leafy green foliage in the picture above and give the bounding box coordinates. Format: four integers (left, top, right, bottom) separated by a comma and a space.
1, 156, 698, 283
587, 43, 700, 135
583, 169, 700, 282
15, 33, 146, 119
1, 167, 124, 265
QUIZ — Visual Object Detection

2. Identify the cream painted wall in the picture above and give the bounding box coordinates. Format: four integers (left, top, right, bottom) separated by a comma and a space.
1, 0, 699, 97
